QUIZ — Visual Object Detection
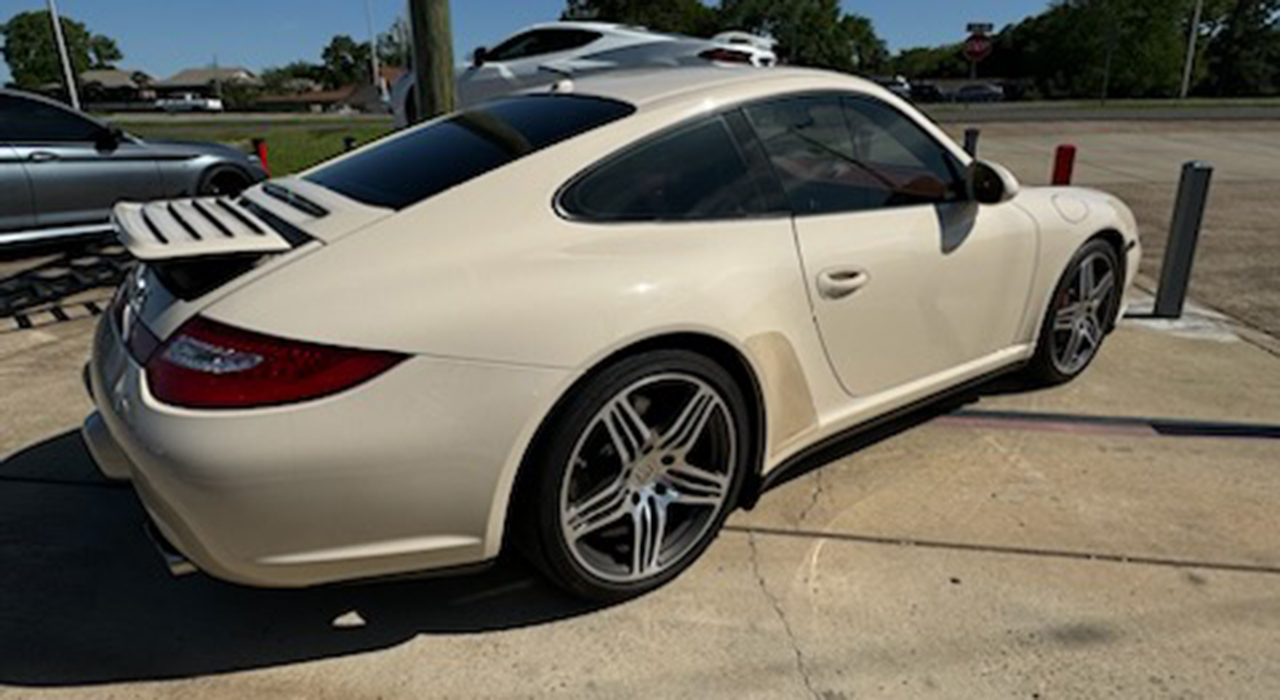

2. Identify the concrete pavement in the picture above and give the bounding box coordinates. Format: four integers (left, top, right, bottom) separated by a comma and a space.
947, 120, 1280, 339
3, 118, 1280, 698
2, 286, 1279, 698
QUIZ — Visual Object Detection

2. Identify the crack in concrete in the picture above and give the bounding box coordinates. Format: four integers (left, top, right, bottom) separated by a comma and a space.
795, 468, 825, 526
747, 530, 821, 700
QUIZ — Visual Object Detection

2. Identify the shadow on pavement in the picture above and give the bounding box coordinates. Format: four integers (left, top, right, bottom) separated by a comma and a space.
0, 431, 605, 687
0, 242, 133, 318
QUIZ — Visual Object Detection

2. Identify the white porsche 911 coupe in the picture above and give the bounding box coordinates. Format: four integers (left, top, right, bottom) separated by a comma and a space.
84, 67, 1139, 600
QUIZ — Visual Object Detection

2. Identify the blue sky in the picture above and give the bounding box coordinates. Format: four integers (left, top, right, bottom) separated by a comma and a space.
1, 0, 1049, 83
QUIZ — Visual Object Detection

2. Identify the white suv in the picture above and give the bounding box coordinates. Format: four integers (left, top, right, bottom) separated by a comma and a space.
393, 21, 776, 126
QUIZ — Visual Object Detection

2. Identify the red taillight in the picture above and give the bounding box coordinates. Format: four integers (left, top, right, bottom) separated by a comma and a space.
699, 48, 753, 65
146, 316, 406, 409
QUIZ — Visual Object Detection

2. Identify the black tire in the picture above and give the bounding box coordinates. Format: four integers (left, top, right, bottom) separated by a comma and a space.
198, 168, 251, 197
514, 349, 752, 602
1025, 238, 1122, 386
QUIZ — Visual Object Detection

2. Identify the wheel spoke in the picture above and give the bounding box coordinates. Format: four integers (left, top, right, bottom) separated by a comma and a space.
1079, 317, 1102, 351
659, 387, 718, 454
1054, 303, 1081, 331
1063, 326, 1086, 365
565, 478, 631, 541
663, 462, 728, 507
602, 393, 652, 466
630, 494, 667, 576
1090, 270, 1115, 308
1078, 258, 1095, 300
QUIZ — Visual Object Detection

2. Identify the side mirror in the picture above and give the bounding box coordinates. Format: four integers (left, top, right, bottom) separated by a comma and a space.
967, 160, 1020, 205
96, 124, 125, 150
472, 46, 488, 68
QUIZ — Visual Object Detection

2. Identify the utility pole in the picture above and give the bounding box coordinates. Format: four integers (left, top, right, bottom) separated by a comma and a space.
212, 54, 223, 101
1180, 0, 1205, 99
408, 0, 455, 122
46, 0, 80, 110
364, 0, 385, 100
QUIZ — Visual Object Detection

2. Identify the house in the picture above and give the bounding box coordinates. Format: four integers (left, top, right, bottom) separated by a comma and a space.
256, 66, 406, 113
80, 69, 155, 102
154, 67, 261, 98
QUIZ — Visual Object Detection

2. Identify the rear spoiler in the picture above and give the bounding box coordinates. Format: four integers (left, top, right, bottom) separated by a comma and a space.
113, 196, 301, 261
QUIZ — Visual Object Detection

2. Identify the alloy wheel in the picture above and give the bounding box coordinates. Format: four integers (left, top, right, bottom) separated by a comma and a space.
1049, 251, 1117, 376
558, 372, 737, 583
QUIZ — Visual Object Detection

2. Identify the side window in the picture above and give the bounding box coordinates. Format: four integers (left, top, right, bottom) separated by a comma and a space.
560, 115, 774, 222
487, 29, 602, 62
745, 94, 962, 216
841, 96, 964, 204
0, 95, 103, 142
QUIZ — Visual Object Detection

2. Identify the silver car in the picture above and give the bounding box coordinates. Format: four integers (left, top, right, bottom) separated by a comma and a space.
1, 89, 267, 248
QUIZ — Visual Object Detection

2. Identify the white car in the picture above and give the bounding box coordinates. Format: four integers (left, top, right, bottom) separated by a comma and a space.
392, 21, 776, 126
156, 93, 225, 113
85, 68, 1139, 601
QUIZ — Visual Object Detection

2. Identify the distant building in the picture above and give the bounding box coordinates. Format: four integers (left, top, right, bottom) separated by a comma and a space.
155, 67, 261, 97
80, 69, 155, 102
256, 66, 405, 113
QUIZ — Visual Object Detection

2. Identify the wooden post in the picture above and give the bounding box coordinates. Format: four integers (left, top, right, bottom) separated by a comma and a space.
408, 0, 456, 123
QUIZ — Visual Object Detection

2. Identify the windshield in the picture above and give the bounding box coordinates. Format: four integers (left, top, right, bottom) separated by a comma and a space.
305, 94, 636, 210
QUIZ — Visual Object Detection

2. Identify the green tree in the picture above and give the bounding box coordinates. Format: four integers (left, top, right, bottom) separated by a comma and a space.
840, 14, 889, 72
891, 45, 968, 80
320, 34, 372, 89
377, 17, 412, 68
719, 0, 887, 72
971, 0, 1224, 99
261, 61, 326, 93
1205, 0, 1280, 95
0, 10, 122, 91
561, 0, 719, 36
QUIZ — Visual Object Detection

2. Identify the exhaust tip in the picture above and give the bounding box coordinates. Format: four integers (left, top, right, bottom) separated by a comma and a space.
144, 521, 198, 577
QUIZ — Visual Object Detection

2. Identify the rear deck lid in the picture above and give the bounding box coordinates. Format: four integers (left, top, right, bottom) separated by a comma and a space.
112, 176, 393, 261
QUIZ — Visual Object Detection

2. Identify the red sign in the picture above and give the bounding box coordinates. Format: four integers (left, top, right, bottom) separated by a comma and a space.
964, 33, 993, 63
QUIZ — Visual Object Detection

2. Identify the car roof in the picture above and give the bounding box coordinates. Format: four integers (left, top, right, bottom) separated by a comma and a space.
555, 66, 887, 111
520, 21, 658, 36
0, 87, 107, 123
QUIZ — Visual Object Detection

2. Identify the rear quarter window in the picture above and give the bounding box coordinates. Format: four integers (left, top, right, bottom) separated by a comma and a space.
559, 114, 781, 223
305, 95, 635, 210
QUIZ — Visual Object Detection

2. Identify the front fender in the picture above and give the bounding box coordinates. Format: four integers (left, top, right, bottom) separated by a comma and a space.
1013, 186, 1141, 342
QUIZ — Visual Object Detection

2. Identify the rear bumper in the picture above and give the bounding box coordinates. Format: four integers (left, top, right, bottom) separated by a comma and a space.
82, 315, 567, 587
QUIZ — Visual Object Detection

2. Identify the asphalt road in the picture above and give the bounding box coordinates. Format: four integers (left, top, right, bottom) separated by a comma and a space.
929, 103, 1280, 123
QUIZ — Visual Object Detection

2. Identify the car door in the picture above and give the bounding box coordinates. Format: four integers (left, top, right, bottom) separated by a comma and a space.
744, 94, 1036, 398
0, 144, 36, 235
2, 93, 163, 230
458, 28, 604, 105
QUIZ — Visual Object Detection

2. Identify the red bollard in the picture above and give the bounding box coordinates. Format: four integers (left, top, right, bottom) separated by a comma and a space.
252, 137, 271, 177
1052, 144, 1077, 186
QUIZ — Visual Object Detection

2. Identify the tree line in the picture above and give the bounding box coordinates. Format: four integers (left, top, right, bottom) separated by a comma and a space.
4, 2, 1278, 102
0, 10, 408, 98
895, 0, 1280, 99
566, 0, 1280, 98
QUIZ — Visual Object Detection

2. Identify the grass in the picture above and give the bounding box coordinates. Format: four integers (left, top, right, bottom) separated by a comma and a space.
120, 118, 397, 176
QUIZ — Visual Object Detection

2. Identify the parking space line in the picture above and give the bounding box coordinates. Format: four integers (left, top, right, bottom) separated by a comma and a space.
939, 409, 1280, 441
725, 525, 1280, 577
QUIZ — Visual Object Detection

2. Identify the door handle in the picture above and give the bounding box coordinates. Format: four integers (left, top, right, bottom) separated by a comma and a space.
816, 267, 871, 300
28, 151, 59, 163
